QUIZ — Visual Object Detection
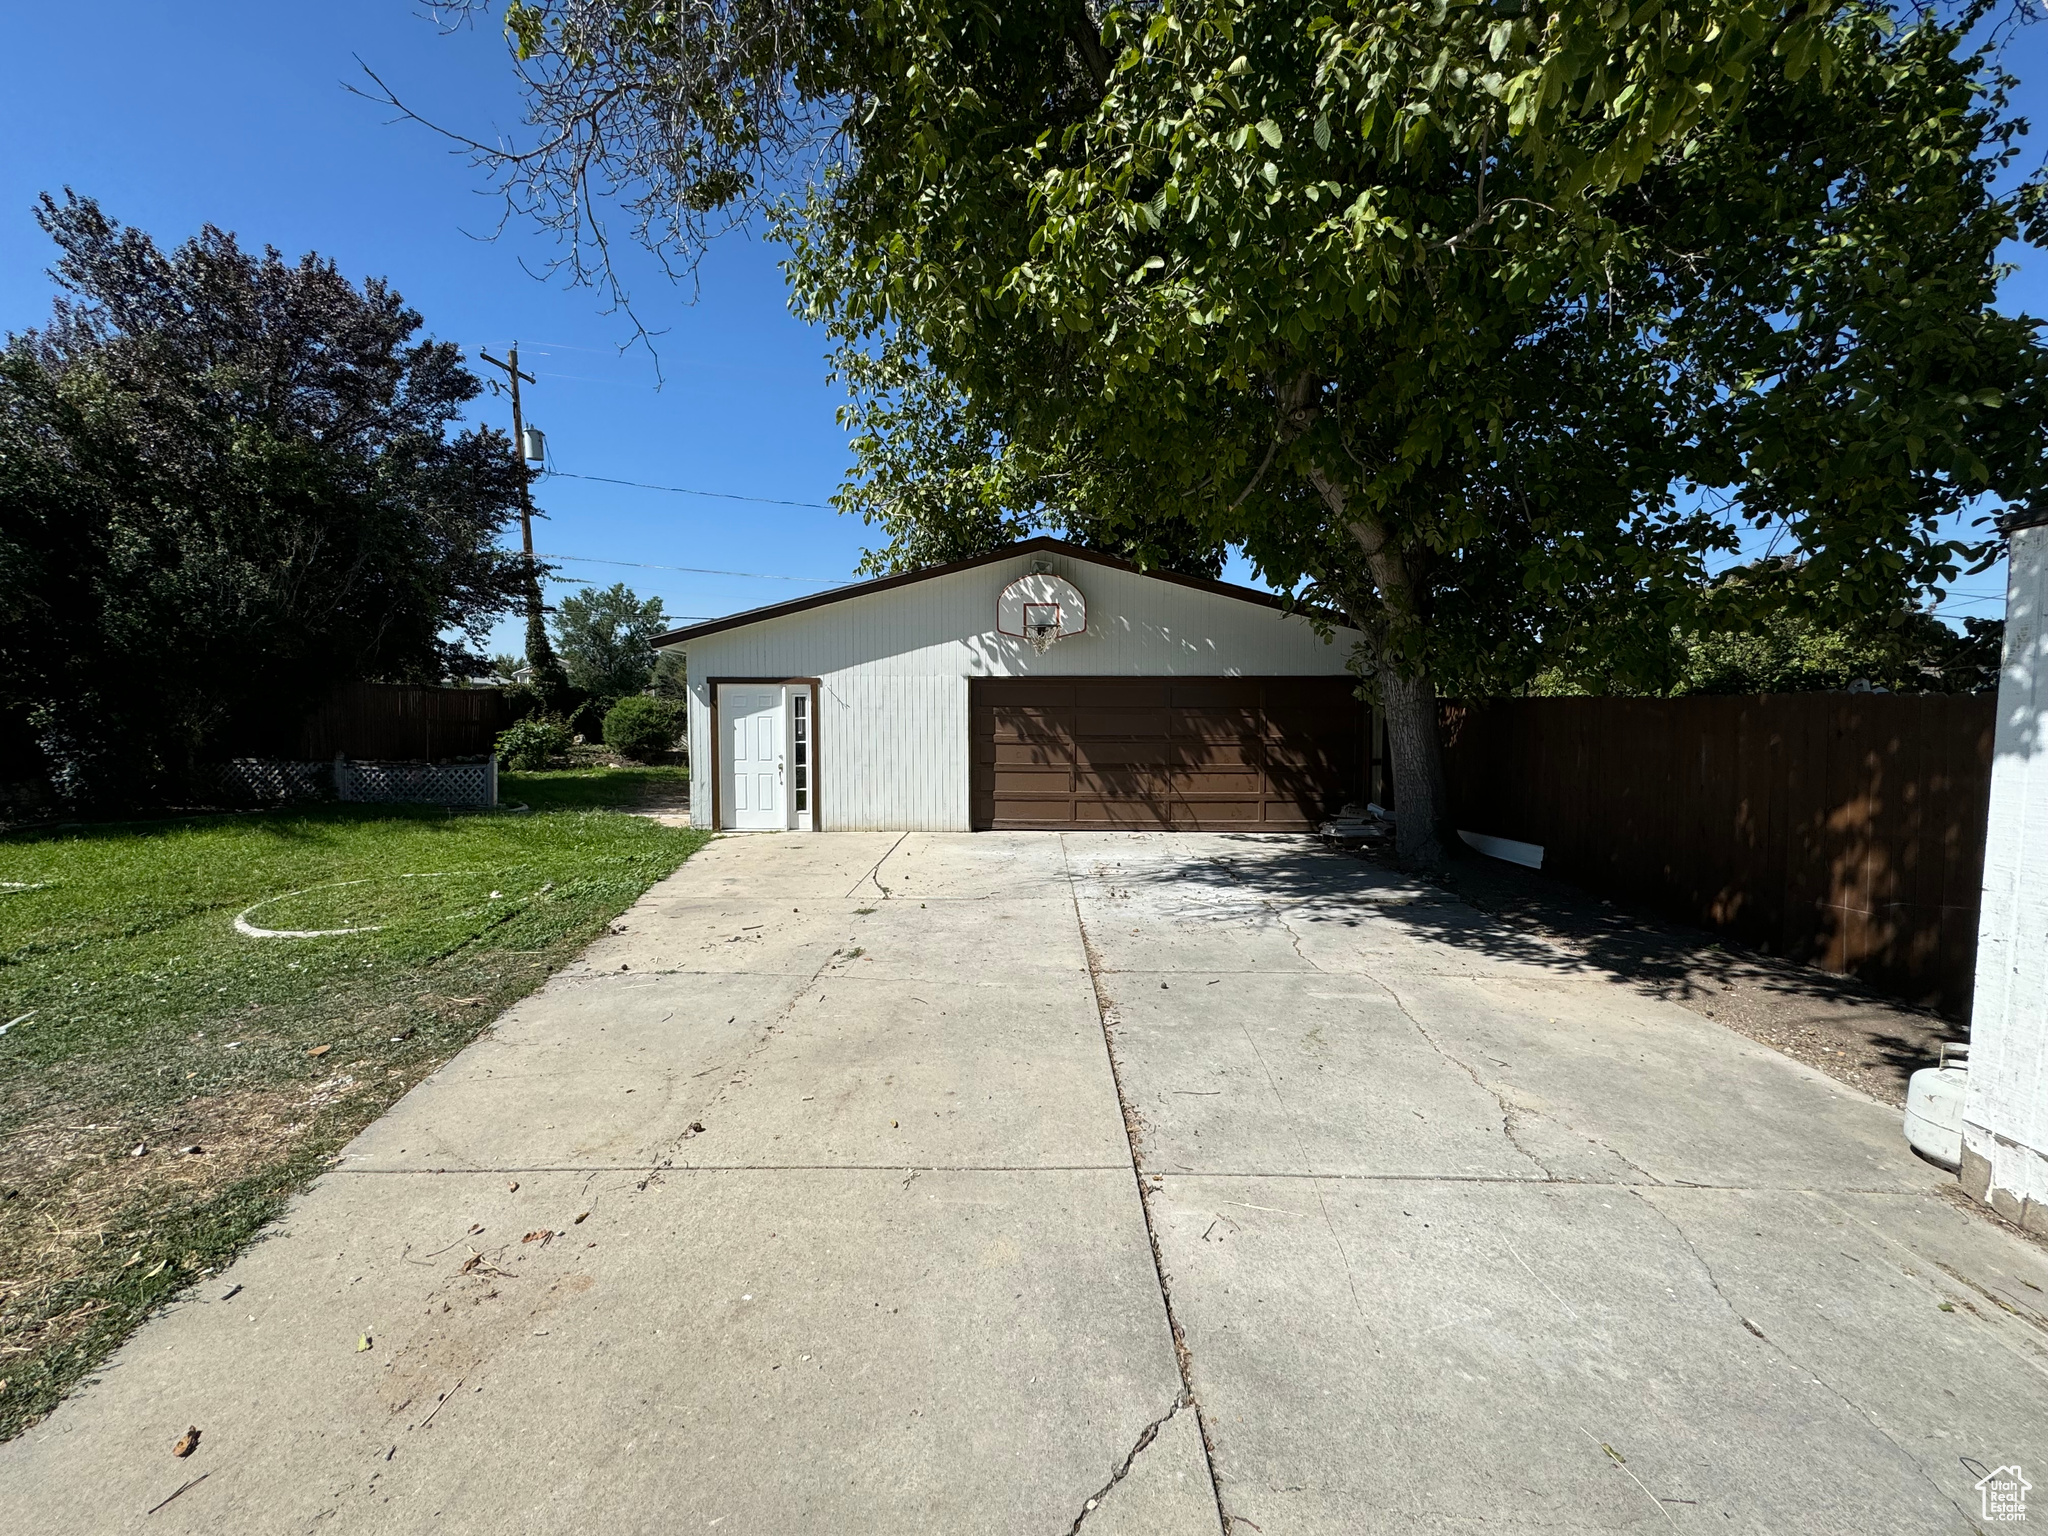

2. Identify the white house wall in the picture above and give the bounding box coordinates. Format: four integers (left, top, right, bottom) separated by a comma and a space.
1962, 522, 2048, 1235
679, 549, 1362, 831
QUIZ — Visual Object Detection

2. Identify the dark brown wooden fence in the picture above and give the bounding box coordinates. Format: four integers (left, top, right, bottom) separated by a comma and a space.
287, 682, 516, 762
1441, 695, 1995, 1015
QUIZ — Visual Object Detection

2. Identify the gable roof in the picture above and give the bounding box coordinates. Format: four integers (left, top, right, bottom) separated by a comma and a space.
653, 535, 1325, 646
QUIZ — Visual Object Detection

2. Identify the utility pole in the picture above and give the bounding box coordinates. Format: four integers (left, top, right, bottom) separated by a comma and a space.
478, 344, 558, 681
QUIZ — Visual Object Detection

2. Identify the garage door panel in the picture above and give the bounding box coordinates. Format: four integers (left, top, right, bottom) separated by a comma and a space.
970, 677, 1363, 832
1073, 799, 1269, 826
1079, 768, 1266, 796
984, 682, 1080, 706
991, 709, 1073, 744
1075, 708, 1171, 739
1262, 709, 1358, 737
1070, 680, 1169, 706
1076, 740, 1253, 768
1265, 755, 1352, 788
1257, 811, 1319, 829
987, 798, 1081, 823
993, 741, 1074, 768
1166, 679, 1260, 707
1262, 676, 1356, 701
1170, 708, 1262, 742
991, 765, 1073, 794
1264, 743, 1355, 769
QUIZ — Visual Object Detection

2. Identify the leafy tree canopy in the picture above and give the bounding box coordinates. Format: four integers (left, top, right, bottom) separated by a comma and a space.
446, 0, 2048, 863
826, 329, 1229, 577
650, 647, 690, 703
0, 193, 530, 809
1535, 607, 2003, 695
1673, 610, 2003, 696
551, 582, 668, 706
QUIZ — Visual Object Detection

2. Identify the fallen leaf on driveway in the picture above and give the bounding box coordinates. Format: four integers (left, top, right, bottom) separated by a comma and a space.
459, 1254, 481, 1274
574, 1212, 589, 1224
357, 1335, 373, 1351
172, 1426, 200, 1458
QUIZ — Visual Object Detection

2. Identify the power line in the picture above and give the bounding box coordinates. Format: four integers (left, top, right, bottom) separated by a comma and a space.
539, 468, 831, 509
535, 551, 839, 582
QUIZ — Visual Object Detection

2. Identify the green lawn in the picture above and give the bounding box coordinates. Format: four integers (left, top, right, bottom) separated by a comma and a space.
0, 774, 705, 1438
501, 764, 690, 811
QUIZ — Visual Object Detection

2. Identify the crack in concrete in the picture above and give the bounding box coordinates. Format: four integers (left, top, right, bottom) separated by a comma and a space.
1064, 835, 1231, 1536
1366, 975, 1558, 1181
1200, 853, 1326, 974
1563, 1124, 1662, 1185
847, 832, 911, 900
1360, 972, 1663, 1186
1200, 849, 1672, 1191
1060, 1393, 1190, 1536
645, 941, 848, 1170
1631, 1188, 1986, 1533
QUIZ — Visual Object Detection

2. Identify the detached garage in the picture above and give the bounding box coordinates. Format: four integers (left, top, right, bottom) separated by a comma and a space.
658, 537, 1370, 833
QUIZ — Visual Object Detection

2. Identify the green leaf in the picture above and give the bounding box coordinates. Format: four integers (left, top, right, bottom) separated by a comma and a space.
1256, 120, 1283, 148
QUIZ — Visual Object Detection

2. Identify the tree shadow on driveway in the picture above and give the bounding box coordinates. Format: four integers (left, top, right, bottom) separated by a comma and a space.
1066, 831, 1959, 1107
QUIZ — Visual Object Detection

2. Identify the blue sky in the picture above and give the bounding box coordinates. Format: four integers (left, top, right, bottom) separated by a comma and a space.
2, 4, 2039, 649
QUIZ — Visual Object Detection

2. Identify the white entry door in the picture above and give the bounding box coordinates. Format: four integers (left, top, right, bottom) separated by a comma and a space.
722, 685, 786, 830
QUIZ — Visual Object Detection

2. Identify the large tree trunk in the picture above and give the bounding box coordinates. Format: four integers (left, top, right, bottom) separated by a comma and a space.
1303, 463, 1452, 869
1376, 663, 1450, 869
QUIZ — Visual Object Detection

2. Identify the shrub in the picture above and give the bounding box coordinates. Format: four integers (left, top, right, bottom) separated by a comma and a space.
603, 695, 681, 763
495, 715, 572, 771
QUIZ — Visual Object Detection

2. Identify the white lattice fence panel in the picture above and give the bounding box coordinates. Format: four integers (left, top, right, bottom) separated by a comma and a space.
212, 759, 332, 805
340, 759, 497, 808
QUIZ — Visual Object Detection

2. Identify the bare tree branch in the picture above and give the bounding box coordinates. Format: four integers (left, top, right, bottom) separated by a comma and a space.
352, 1, 839, 368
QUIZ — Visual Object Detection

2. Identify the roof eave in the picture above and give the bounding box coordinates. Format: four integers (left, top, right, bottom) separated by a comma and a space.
653, 536, 1344, 646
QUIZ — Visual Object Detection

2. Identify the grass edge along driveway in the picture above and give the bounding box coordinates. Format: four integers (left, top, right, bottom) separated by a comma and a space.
0, 770, 706, 1439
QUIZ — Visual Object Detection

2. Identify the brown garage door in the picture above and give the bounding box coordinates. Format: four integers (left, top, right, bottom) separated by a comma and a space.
970, 677, 1366, 831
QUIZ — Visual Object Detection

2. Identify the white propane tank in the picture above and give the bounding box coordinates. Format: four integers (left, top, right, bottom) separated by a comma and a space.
1904, 1042, 1970, 1171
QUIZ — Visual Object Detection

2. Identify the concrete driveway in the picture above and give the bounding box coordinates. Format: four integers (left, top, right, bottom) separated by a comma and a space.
7, 832, 2047, 1534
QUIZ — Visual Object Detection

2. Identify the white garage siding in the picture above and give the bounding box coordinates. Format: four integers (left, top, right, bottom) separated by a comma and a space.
677, 546, 1364, 831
